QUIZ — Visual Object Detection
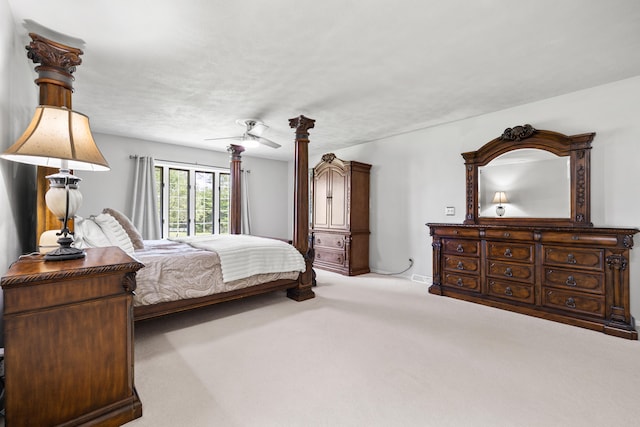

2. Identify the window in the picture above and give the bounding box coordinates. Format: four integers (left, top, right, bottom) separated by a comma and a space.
155, 161, 230, 238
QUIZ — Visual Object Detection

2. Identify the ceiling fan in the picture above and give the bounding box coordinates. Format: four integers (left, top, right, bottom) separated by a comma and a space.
205, 119, 281, 149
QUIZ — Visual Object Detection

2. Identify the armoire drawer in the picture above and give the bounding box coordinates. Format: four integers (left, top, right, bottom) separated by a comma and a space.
314, 233, 347, 249
543, 268, 604, 294
443, 255, 480, 275
442, 239, 479, 256
487, 261, 535, 284
487, 242, 534, 263
543, 289, 605, 318
443, 273, 480, 293
543, 246, 604, 270
487, 280, 535, 304
314, 248, 346, 267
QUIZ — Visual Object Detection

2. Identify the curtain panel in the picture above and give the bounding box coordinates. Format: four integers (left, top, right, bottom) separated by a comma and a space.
131, 156, 161, 240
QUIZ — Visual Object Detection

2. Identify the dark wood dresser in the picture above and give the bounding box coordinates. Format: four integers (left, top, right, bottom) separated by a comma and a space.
428, 224, 638, 339
1, 246, 144, 426
311, 153, 371, 276
428, 125, 639, 339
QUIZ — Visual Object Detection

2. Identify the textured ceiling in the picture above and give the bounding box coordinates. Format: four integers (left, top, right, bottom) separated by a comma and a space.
7, 0, 640, 161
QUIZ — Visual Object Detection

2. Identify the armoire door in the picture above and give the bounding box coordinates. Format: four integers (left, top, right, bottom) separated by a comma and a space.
328, 167, 348, 230
313, 168, 330, 229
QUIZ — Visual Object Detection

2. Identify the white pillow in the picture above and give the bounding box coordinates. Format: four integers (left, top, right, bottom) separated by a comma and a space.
73, 216, 111, 249
92, 213, 135, 254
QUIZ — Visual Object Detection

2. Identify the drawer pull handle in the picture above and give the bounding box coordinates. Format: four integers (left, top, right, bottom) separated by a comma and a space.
566, 276, 577, 287
456, 261, 465, 270
456, 278, 464, 287
503, 232, 510, 238
565, 297, 576, 308
567, 253, 577, 264
456, 244, 464, 253
504, 267, 513, 277
317, 239, 322, 244
336, 240, 343, 247
504, 248, 512, 257
505, 287, 513, 296
317, 253, 321, 259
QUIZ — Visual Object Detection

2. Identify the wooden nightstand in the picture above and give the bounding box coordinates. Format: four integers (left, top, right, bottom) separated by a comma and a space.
1, 247, 144, 426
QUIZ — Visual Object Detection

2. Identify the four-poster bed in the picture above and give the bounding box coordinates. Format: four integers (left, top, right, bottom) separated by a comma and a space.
37, 115, 317, 320
133, 115, 316, 320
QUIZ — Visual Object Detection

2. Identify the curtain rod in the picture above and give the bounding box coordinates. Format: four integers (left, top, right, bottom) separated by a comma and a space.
129, 155, 228, 170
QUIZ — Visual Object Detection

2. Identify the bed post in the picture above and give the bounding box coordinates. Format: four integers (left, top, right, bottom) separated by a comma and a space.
228, 144, 245, 234
287, 115, 316, 301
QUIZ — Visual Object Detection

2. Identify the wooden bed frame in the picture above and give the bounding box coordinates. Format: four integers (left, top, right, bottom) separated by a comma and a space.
132, 115, 317, 320
35, 115, 317, 321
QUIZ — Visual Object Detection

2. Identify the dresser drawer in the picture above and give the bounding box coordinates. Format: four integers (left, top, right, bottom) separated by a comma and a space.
315, 248, 346, 266
442, 239, 479, 256
443, 255, 480, 275
488, 280, 535, 304
314, 232, 346, 249
543, 246, 604, 270
484, 229, 534, 241
487, 261, 535, 284
543, 289, 605, 318
540, 231, 620, 247
544, 268, 604, 294
433, 227, 480, 238
443, 273, 481, 293
487, 242, 534, 263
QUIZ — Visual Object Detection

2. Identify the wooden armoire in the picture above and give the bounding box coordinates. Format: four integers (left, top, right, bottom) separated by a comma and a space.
311, 153, 371, 276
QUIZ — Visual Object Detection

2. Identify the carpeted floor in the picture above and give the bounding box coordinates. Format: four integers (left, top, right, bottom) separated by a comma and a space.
127, 269, 640, 427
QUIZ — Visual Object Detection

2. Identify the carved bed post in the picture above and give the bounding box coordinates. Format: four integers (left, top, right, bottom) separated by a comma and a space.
227, 144, 245, 234
287, 115, 316, 301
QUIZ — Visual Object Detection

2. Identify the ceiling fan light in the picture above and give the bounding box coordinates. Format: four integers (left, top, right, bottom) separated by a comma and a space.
242, 134, 260, 148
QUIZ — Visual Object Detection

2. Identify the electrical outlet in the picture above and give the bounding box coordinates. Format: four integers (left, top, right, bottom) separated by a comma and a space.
411, 274, 428, 283
445, 206, 455, 216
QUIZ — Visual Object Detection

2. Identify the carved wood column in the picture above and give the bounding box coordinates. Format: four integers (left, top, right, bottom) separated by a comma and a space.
26, 33, 84, 245
287, 115, 315, 301
227, 144, 245, 234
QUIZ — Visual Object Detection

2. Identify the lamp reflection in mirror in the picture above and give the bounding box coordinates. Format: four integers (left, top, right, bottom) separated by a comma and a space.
1, 105, 109, 261
492, 191, 509, 217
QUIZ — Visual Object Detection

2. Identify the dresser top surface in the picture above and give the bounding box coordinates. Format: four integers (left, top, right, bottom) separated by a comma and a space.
426, 223, 639, 235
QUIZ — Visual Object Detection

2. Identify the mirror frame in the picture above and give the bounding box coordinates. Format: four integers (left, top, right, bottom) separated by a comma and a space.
462, 125, 595, 227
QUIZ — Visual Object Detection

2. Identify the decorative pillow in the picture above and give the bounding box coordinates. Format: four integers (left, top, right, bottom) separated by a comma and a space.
102, 208, 144, 249
73, 216, 112, 249
92, 212, 135, 254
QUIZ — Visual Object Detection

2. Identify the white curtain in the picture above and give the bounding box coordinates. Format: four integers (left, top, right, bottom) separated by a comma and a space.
241, 169, 251, 234
131, 156, 161, 239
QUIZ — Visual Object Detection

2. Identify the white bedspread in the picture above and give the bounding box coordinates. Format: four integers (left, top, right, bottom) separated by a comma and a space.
171, 234, 305, 283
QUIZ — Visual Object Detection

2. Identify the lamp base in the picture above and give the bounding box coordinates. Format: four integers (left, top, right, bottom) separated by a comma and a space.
44, 236, 85, 261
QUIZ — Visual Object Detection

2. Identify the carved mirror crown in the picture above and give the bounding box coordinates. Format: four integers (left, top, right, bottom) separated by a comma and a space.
463, 125, 595, 227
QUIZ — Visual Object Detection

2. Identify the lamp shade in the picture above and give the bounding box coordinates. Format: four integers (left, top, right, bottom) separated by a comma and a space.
1, 105, 110, 171
492, 191, 509, 204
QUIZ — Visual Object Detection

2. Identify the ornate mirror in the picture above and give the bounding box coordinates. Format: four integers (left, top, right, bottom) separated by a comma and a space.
462, 125, 595, 227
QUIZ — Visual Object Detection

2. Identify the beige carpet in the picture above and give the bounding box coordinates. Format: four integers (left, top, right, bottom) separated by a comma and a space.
127, 270, 640, 427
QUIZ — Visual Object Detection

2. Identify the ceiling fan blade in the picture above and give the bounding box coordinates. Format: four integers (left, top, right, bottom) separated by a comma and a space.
204, 135, 244, 141
257, 136, 281, 149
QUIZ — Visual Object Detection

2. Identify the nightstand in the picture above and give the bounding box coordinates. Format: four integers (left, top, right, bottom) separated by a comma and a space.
1, 247, 144, 426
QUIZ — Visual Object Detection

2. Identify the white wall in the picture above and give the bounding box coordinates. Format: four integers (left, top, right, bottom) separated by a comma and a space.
1, 7, 38, 270
77, 133, 291, 239
0, 3, 40, 346
319, 76, 640, 320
